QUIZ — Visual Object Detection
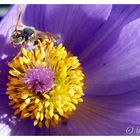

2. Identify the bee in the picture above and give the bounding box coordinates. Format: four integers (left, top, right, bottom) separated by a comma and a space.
10, 7, 59, 54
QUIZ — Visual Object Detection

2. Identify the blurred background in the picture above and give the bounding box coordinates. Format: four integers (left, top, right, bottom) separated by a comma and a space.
0, 5, 12, 21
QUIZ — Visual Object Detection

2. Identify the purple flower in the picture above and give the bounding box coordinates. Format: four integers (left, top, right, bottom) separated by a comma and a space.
0, 4, 140, 136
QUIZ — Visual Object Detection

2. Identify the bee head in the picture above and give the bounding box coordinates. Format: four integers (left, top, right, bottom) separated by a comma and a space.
11, 30, 25, 45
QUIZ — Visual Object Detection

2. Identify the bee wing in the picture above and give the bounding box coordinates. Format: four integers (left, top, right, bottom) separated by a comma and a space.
45, 32, 60, 41
37, 30, 60, 42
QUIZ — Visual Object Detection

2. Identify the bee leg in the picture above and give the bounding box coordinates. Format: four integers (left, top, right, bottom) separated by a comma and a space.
44, 47, 50, 68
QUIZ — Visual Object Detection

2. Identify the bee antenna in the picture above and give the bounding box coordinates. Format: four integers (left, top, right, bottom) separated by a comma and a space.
15, 6, 23, 31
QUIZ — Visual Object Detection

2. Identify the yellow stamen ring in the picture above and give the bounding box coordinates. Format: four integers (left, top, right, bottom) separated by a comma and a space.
6, 41, 85, 128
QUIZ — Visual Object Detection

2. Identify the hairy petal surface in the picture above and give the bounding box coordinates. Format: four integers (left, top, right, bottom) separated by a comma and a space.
84, 15, 140, 95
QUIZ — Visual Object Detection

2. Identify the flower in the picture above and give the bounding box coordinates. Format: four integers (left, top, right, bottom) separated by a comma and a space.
0, 4, 140, 136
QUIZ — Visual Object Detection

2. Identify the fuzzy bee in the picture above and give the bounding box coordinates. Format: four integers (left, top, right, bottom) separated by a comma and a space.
10, 7, 59, 52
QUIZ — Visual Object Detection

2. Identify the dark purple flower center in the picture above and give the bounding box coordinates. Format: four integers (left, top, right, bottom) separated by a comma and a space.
24, 66, 54, 93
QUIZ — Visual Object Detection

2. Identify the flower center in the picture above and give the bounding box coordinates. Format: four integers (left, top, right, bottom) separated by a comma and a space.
24, 67, 54, 94
6, 41, 85, 128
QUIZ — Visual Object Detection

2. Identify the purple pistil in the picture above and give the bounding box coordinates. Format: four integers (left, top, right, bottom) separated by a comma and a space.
24, 66, 54, 93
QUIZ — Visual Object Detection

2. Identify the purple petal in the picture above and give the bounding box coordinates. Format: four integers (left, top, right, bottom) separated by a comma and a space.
48, 93, 140, 135
23, 4, 112, 55
83, 5, 140, 95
